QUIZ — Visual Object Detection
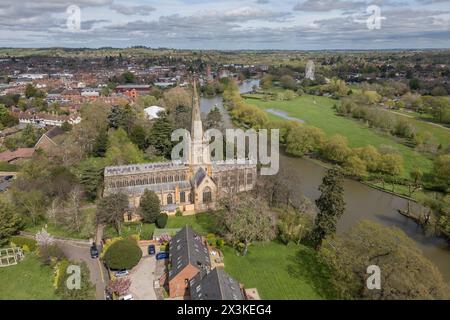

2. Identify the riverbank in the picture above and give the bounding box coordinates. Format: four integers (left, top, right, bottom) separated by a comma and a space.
200, 81, 450, 282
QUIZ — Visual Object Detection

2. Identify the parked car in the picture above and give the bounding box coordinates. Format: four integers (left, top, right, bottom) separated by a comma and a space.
90, 243, 99, 259
119, 294, 134, 300
114, 270, 129, 278
156, 252, 169, 260
148, 244, 155, 255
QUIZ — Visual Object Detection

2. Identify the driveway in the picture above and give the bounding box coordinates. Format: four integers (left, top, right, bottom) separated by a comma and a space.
128, 246, 157, 300
57, 241, 107, 300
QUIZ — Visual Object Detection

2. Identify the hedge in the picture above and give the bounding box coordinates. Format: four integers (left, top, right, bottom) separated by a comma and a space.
156, 213, 168, 229
103, 238, 142, 270
10, 236, 37, 251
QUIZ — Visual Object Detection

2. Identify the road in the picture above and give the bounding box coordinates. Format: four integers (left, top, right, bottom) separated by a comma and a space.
57, 241, 108, 300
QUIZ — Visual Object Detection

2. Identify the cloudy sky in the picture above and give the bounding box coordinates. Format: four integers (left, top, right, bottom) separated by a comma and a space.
0, 0, 450, 49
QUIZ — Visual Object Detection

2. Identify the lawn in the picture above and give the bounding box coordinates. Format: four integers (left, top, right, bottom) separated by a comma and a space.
223, 242, 334, 300
245, 94, 436, 177
165, 212, 217, 235
24, 207, 96, 240
0, 253, 58, 300
103, 212, 217, 240
104, 222, 156, 240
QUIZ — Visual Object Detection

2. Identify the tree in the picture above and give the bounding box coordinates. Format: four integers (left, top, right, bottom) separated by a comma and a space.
343, 155, 367, 178
121, 71, 135, 84
217, 194, 275, 256
106, 278, 131, 297
60, 186, 84, 233
97, 193, 128, 235
25, 84, 38, 98
321, 134, 351, 164
76, 158, 105, 200
0, 104, 18, 129
354, 145, 381, 173
280, 75, 297, 90
156, 213, 168, 228
105, 128, 145, 166
277, 205, 314, 245
92, 128, 108, 157
409, 78, 421, 90
139, 189, 160, 223
205, 106, 223, 130
14, 189, 47, 226
312, 167, 346, 250
129, 124, 148, 151
107, 104, 135, 133
378, 153, 404, 189
148, 112, 174, 157
433, 154, 450, 189
104, 238, 142, 270
286, 125, 325, 157
0, 200, 21, 246
320, 220, 449, 299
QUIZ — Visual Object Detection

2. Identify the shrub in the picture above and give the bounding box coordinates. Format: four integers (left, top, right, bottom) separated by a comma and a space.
104, 238, 142, 270
206, 233, 216, 246
10, 236, 37, 251
175, 208, 183, 217
54, 259, 95, 300
39, 244, 65, 266
156, 213, 168, 229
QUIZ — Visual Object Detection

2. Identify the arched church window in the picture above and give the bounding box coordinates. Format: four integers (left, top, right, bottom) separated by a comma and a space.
203, 187, 212, 204
162, 175, 167, 183
180, 191, 186, 203
167, 193, 173, 205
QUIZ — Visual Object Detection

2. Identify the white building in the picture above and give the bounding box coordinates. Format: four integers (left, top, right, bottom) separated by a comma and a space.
144, 106, 165, 120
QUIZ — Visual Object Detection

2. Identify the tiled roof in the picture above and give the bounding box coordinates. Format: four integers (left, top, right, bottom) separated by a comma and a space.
0, 148, 34, 162
189, 268, 244, 300
168, 226, 211, 281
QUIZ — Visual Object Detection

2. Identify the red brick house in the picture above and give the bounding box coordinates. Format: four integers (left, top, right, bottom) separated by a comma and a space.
168, 226, 211, 298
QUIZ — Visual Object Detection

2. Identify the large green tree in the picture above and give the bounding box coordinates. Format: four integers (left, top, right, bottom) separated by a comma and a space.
148, 112, 174, 158
0, 200, 21, 246
139, 189, 160, 223
218, 194, 275, 256
312, 166, 346, 250
97, 193, 128, 235
320, 220, 450, 300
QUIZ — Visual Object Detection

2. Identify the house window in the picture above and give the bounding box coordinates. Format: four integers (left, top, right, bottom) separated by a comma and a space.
167, 193, 173, 205
127, 212, 132, 221
180, 191, 186, 203
203, 187, 212, 204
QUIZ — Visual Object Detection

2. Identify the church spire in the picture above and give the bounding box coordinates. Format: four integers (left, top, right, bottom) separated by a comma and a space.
191, 76, 203, 141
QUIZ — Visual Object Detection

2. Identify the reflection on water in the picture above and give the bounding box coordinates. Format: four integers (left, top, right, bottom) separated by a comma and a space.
200, 79, 450, 282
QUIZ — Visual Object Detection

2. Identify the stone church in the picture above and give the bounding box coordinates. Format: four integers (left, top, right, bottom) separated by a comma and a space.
103, 80, 257, 220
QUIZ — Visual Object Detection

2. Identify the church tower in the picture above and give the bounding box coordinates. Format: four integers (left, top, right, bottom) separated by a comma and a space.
190, 78, 210, 169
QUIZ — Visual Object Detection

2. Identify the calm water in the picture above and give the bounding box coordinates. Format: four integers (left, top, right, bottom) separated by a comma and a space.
200, 79, 450, 281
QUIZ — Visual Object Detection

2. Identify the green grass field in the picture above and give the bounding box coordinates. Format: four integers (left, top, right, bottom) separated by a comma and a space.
0, 254, 58, 300
223, 242, 333, 300
165, 213, 217, 235
103, 213, 217, 240
245, 94, 439, 177
24, 207, 96, 240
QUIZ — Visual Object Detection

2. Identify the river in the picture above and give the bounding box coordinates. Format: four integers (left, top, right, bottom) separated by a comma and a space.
200, 79, 450, 281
